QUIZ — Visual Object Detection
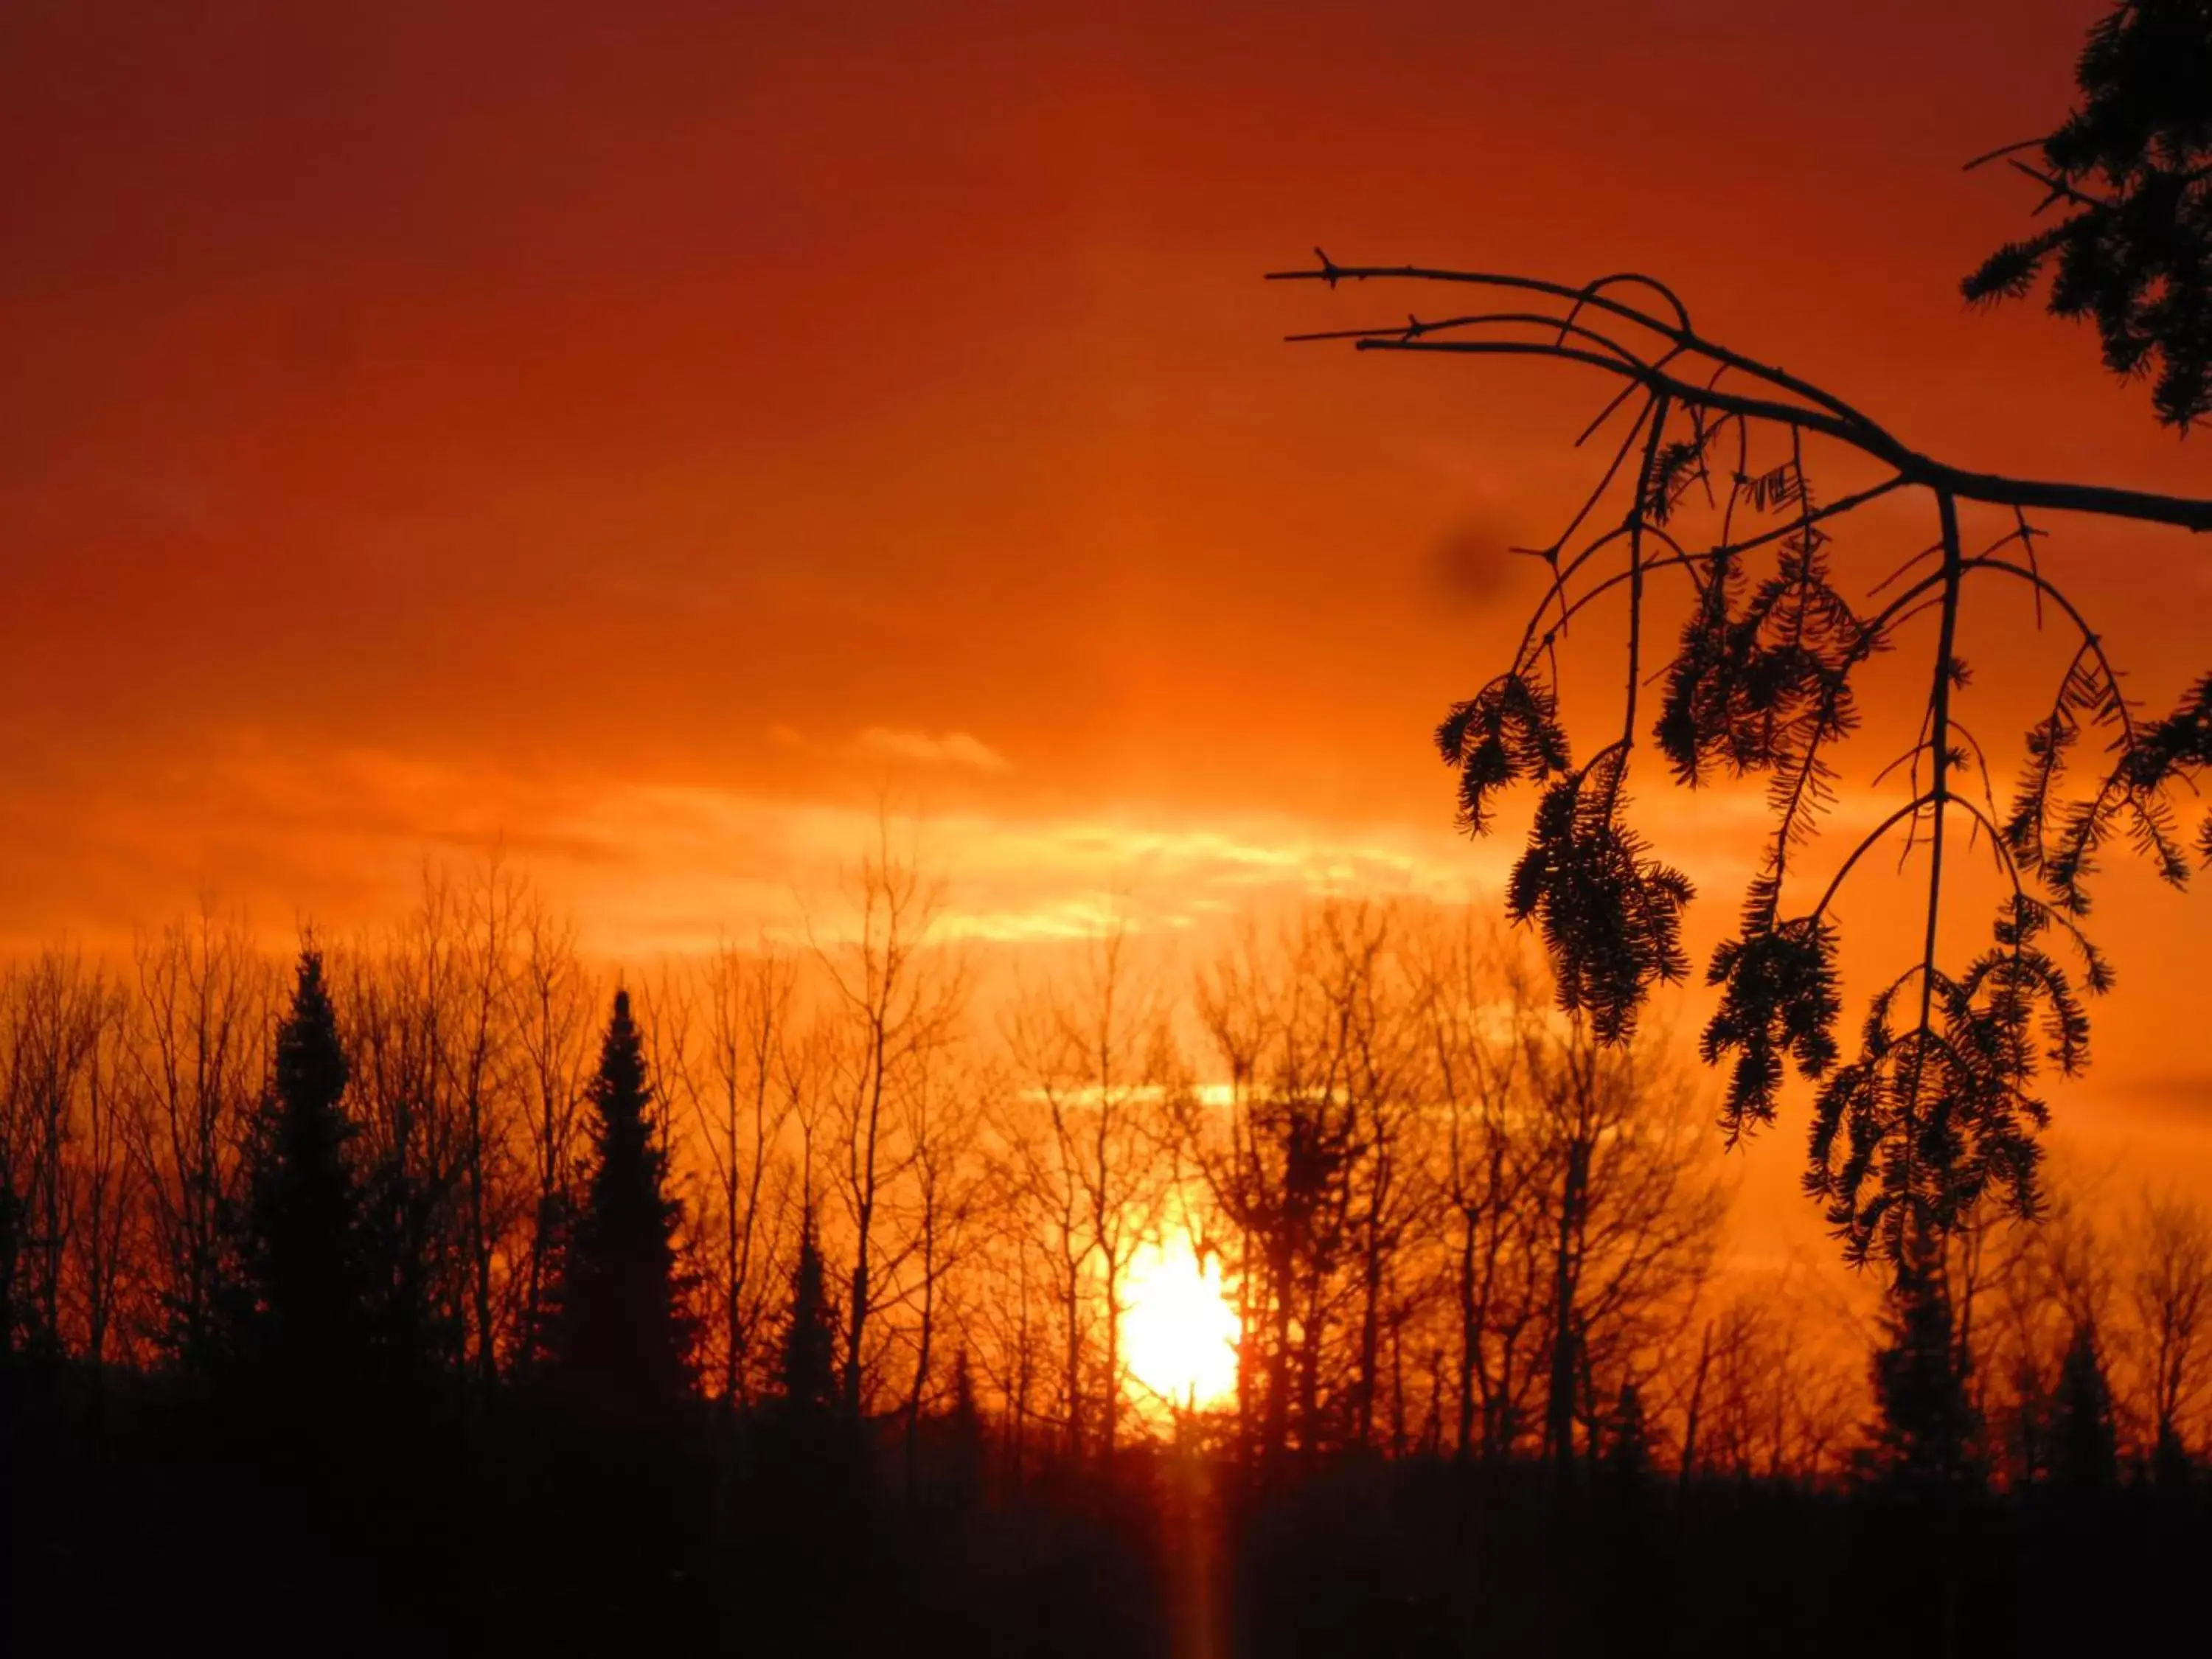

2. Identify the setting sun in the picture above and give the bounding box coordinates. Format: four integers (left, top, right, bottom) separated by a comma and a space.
1121, 1235, 1241, 1409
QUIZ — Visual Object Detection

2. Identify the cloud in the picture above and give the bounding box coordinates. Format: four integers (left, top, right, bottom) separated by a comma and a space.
0, 726, 1517, 957
852, 726, 1012, 773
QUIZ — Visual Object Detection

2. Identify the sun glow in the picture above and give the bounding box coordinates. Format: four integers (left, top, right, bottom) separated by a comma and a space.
1120, 1234, 1240, 1409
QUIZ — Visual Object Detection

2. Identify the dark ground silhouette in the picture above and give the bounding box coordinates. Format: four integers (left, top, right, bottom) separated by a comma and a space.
7, 1375, 2211, 1658
5, 953, 2212, 1656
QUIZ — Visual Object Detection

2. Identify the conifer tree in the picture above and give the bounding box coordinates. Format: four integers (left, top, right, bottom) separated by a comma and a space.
2049, 1321, 2120, 1492
1604, 1380, 1652, 1489
1866, 1251, 1983, 1498
2151, 1421, 2194, 1492
546, 988, 695, 1419
237, 947, 369, 1395
779, 1207, 840, 1419
945, 1346, 987, 1506
1966, 0, 2212, 430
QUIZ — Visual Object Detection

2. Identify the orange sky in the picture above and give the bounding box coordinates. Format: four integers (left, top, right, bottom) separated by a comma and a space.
4, 1, 2210, 1217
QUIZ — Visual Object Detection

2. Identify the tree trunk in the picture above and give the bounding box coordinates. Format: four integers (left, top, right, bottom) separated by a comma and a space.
1679, 1320, 1714, 1503
1545, 1137, 1590, 1481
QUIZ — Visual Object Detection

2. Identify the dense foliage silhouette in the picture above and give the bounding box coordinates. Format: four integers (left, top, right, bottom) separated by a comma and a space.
234, 947, 371, 1400
541, 987, 698, 1422
1966, 0, 2212, 429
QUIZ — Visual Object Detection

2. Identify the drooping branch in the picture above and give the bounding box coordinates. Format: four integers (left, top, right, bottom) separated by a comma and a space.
1280, 257, 2212, 1269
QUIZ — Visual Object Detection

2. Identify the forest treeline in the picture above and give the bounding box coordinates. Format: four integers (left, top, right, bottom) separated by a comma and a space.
4, 841, 2212, 1653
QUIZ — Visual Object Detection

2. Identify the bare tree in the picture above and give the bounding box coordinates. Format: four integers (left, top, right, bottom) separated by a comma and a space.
683, 937, 800, 1409
812, 818, 967, 1417
1312, 903, 1428, 1452
511, 891, 596, 1380
1187, 902, 1517, 1465
64, 967, 137, 1381
1003, 920, 1178, 1462
2127, 1188, 2212, 1467
450, 857, 525, 1393
1978, 1188, 2115, 1484
893, 1054, 990, 1490
999, 1023, 1094, 1459
1186, 911, 1361, 1464
124, 902, 271, 1375
1523, 1012, 1728, 1478
1677, 1271, 1865, 1487
0, 950, 119, 1366
1413, 908, 1545, 1462
965, 1186, 1048, 1481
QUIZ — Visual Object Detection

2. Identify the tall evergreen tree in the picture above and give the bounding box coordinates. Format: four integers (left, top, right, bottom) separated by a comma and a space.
2151, 1420, 2195, 1492
1604, 1380, 1652, 1489
237, 947, 369, 1396
2050, 1321, 2120, 1492
1867, 1251, 1983, 1498
546, 988, 695, 1419
943, 1346, 987, 1508
779, 1206, 840, 1419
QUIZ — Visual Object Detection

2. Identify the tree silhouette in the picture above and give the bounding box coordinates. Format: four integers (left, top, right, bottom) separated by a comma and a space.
1866, 1249, 1981, 1498
0, 1184, 20, 1365
2129, 1192, 2211, 1488
1966, 0, 2212, 430
234, 946, 369, 1396
778, 1205, 841, 1419
543, 987, 696, 1419
944, 1346, 987, 1506
357, 1144, 456, 1399
1271, 236, 2211, 1273
1603, 1380, 1652, 1489
17, 883, 2212, 1651
0, 1178, 27, 1444
761, 1200, 858, 1630
2048, 1321, 2120, 1492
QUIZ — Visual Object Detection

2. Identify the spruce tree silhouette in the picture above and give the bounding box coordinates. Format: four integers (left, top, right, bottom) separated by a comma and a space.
2151, 1418, 2195, 1491
223, 947, 379, 1625
1856, 1248, 1984, 1655
1867, 1251, 1982, 1498
1603, 1380, 1651, 1489
546, 988, 696, 1421
2049, 1321, 2120, 1492
779, 1205, 841, 1420
236, 947, 369, 1399
944, 1346, 987, 1506
755, 1203, 865, 1652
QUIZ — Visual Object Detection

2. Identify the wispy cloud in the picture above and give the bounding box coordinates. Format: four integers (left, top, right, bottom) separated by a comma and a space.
0, 730, 1507, 956
852, 726, 1012, 773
